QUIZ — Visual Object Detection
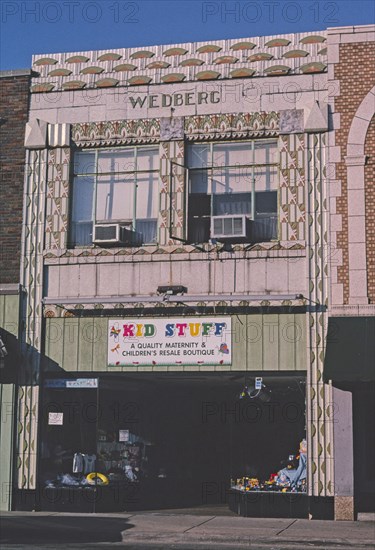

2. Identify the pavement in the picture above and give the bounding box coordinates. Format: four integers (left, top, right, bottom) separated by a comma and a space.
1, 506, 375, 549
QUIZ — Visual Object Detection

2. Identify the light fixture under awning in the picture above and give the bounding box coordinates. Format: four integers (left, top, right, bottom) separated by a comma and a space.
324, 317, 375, 382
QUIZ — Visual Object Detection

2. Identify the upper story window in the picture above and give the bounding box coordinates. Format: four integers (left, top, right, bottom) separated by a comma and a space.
186, 140, 278, 243
69, 146, 159, 247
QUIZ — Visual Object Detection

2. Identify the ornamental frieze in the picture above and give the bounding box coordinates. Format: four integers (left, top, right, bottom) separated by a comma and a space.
184, 111, 279, 140
72, 111, 279, 147
72, 118, 161, 146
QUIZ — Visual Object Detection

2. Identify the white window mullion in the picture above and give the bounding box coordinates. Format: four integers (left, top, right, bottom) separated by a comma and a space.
93, 149, 99, 225
251, 141, 255, 220
133, 147, 137, 229
210, 142, 214, 220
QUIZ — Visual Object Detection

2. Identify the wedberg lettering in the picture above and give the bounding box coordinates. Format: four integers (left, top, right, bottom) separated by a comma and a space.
129, 91, 221, 109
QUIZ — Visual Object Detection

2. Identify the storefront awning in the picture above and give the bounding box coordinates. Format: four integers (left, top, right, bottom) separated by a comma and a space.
324, 317, 375, 382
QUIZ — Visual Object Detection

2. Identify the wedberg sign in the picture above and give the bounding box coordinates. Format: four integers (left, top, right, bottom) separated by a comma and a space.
108, 318, 231, 366
128, 91, 221, 109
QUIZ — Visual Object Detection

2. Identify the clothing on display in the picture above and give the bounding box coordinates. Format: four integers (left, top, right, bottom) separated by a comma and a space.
44, 433, 149, 489
72, 452, 83, 473
83, 454, 96, 474
72, 453, 96, 474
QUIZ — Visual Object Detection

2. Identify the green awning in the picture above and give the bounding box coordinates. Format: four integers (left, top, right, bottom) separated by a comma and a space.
324, 317, 375, 382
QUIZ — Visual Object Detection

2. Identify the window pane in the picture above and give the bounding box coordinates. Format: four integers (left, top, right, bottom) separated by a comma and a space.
213, 193, 251, 215
255, 191, 277, 214
254, 140, 278, 165
71, 222, 93, 246
188, 194, 210, 243
187, 144, 210, 168
137, 146, 159, 171
188, 217, 210, 243
252, 217, 278, 242
213, 142, 251, 167
190, 170, 209, 194
96, 174, 134, 221
71, 175, 94, 246
189, 193, 211, 217
254, 167, 278, 191
211, 168, 251, 194
71, 176, 94, 221
97, 149, 135, 174
135, 220, 157, 244
136, 172, 159, 219
74, 151, 96, 175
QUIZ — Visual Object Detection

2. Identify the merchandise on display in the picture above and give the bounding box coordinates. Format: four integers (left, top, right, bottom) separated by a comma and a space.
43, 431, 148, 489
231, 439, 307, 493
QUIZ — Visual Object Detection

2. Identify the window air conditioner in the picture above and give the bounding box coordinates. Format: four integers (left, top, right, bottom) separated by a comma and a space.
93, 223, 135, 245
211, 215, 252, 240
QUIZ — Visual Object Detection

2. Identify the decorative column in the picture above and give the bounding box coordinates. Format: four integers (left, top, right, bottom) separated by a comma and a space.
17, 121, 71, 490
159, 117, 185, 245
18, 120, 48, 489
279, 104, 334, 499
279, 131, 306, 243
305, 130, 334, 498
45, 147, 70, 251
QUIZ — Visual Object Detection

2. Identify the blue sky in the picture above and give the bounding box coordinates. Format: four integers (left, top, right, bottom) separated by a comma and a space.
1, 0, 374, 70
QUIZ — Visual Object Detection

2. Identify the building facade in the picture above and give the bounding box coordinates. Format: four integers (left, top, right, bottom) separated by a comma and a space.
4, 25, 374, 518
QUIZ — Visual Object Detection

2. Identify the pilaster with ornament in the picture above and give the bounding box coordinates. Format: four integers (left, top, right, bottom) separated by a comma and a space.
305, 132, 334, 497
17, 148, 48, 490
279, 133, 306, 241
45, 147, 71, 250
159, 140, 185, 245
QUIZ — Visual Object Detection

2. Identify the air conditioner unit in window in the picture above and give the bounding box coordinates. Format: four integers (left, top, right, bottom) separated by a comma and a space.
93, 223, 136, 246
211, 215, 252, 240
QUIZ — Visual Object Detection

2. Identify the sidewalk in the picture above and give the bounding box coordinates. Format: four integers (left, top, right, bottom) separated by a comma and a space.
1, 508, 375, 549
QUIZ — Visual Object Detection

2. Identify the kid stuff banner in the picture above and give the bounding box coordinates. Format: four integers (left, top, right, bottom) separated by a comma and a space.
108, 317, 232, 366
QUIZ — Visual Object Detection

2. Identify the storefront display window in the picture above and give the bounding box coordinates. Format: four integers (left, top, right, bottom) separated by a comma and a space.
39, 373, 306, 512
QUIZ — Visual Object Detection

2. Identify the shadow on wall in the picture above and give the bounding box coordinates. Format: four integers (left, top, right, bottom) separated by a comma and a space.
0, 516, 133, 544
0, 329, 21, 384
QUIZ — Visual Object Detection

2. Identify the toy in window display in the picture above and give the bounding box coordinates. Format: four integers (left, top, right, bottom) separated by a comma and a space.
232, 439, 307, 493
124, 464, 138, 482
273, 439, 307, 492
235, 477, 260, 491
86, 472, 109, 485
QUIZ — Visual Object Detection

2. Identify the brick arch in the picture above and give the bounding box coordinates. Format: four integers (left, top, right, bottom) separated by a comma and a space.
347, 86, 375, 157
345, 86, 375, 305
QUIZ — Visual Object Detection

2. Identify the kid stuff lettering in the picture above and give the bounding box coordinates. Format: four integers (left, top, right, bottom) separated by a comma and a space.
122, 322, 227, 338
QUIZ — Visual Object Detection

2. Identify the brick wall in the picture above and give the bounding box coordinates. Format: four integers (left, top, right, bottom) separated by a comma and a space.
0, 73, 30, 284
333, 42, 375, 304
365, 115, 375, 303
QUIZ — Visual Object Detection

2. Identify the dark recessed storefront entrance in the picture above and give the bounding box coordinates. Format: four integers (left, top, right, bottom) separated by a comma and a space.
38, 372, 306, 513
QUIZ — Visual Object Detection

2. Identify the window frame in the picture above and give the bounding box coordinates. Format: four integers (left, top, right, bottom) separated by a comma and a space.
186, 138, 279, 244
69, 144, 160, 248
